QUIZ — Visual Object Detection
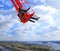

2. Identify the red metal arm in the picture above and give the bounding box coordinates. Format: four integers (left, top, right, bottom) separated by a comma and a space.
15, 0, 22, 8
11, 0, 18, 12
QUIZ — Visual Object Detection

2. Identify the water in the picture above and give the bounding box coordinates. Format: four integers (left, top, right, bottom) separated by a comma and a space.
27, 41, 60, 51
0, 46, 10, 51
11, 41, 60, 51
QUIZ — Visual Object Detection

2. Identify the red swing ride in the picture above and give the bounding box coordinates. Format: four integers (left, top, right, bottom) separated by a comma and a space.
11, 0, 40, 23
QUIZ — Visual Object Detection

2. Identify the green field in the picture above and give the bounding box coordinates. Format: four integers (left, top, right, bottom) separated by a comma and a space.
0, 41, 55, 51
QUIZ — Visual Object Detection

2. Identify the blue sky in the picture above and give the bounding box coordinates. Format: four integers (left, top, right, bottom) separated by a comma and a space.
0, 0, 60, 41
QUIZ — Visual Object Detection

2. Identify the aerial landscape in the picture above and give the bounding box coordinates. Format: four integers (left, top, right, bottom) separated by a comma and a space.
0, 0, 60, 51
0, 41, 57, 51
0, 41, 60, 51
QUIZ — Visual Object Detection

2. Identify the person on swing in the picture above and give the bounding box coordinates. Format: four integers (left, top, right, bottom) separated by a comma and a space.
18, 7, 39, 23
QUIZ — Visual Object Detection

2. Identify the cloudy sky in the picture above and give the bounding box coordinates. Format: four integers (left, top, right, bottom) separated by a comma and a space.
0, 0, 60, 41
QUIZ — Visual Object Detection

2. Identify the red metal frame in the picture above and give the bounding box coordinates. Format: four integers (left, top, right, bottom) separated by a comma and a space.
11, 0, 34, 23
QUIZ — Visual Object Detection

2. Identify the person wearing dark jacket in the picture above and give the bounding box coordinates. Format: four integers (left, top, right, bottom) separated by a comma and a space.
18, 7, 40, 23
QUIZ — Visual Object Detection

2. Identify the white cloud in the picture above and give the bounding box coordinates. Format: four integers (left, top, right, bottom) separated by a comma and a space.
47, 0, 60, 9
40, 0, 46, 2
0, 7, 20, 41
33, 5, 58, 26
0, 3, 59, 41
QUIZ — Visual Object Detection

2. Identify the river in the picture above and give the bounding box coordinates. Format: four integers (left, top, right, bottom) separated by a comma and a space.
0, 46, 11, 51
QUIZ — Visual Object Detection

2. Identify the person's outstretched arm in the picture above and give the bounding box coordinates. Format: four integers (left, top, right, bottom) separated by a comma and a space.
21, 7, 30, 12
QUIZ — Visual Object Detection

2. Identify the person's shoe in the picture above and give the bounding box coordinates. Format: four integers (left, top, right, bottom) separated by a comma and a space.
29, 20, 35, 23
35, 17, 40, 20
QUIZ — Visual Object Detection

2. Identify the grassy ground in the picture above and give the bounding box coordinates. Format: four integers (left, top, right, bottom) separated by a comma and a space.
0, 42, 55, 51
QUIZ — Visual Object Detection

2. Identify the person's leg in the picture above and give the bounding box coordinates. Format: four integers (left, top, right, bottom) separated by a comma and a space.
29, 20, 35, 23
31, 17, 39, 20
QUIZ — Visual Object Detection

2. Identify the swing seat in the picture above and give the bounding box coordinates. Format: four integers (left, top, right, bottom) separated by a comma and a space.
20, 12, 34, 23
